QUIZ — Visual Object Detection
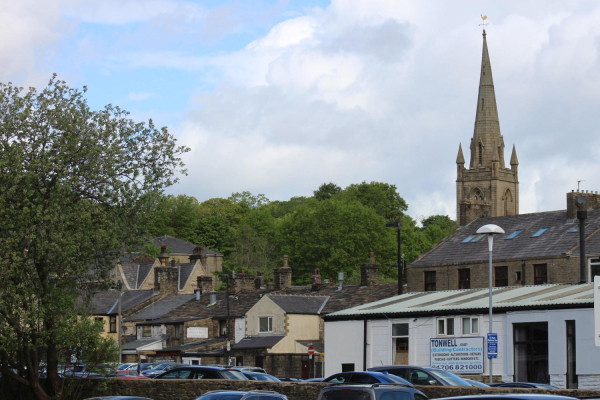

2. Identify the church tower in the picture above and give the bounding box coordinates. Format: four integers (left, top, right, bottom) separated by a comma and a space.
456, 30, 519, 226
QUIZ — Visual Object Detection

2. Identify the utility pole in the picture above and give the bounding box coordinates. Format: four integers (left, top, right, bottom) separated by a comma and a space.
117, 280, 122, 363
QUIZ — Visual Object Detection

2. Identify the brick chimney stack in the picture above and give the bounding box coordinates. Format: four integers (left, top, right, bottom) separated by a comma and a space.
232, 271, 255, 294
255, 271, 265, 289
312, 268, 322, 291
274, 255, 292, 290
360, 252, 379, 287
154, 260, 179, 295
158, 245, 169, 266
189, 246, 207, 264
567, 190, 600, 219
197, 276, 214, 293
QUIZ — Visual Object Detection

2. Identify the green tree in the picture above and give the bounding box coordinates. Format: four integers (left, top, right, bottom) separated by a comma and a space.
0, 76, 188, 399
228, 191, 270, 211
279, 199, 396, 284
196, 198, 242, 256
337, 181, 408, 219
313, 182, 341, 201
421, 214, 456, 244
148, 194, 202, 243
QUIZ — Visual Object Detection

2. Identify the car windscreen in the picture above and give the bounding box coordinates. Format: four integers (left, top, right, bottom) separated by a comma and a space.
323, 389, 372, 400
220, 370, 248, 380
427, 370, 471, 386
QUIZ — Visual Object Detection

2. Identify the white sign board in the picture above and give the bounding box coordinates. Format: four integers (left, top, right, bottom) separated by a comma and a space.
430, 337, 484, 374
595, 276, 600, 347
187, 327, 209, 339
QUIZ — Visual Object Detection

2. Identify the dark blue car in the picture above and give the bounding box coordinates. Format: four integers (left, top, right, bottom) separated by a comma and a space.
322, 371, 413, 386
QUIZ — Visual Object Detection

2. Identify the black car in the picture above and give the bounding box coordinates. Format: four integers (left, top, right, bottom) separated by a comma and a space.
436, 395, 577, 400
196, 391, 287, 400
318, 383, 428, 400
141, 363, 184, 378
489, 383, 558, 389
323, 371, 413, 386
368, 366, 471, 387
153, 365, 247, 380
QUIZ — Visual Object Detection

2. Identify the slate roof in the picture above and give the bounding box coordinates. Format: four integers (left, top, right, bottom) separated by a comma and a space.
122, 338, 163, 350
234, 335, 285, 349
178, 263, 196, 291
267, 295, 328, 314
124, 294, 195, 322
325, 283, 594, 319
273, 284, 399, 315
160, 338, 225, 353
411, 209, 600, 267
154, 235, 222, 255
121, 262, 154, 290
164, 290, 270, 320
88, 290, 155, 315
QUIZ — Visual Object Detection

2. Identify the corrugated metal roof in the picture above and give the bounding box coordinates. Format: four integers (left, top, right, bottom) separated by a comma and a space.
325, 283, 594, 317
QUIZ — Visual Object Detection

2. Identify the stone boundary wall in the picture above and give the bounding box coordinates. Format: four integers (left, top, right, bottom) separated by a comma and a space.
3, 379, 600, 400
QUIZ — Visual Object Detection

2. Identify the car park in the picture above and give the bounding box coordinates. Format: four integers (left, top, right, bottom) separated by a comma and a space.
368, 366, 471, 387
322, 371, 413, 386
195, 390, 288, 400
153, 365, 247, 380
489, 383, 558, 389
317, 383, 428, 400
241, 371, 281, 381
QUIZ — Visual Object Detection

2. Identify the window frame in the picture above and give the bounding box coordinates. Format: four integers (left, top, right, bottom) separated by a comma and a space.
141, 325, 152, 338
437, 317, 455, 336
534, 264, 548, 285
458, 269, 470, 289
109, 315, 117, 333
494, 266, 508, 287
461, 317, 479, 336
259, 316, 273, 333
424, 271, 436, 292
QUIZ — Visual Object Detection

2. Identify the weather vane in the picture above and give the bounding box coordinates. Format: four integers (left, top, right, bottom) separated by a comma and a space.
480, 14, 488, 29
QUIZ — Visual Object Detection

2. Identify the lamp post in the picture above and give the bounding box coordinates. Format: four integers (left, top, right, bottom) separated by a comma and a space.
476, 223, 504, 384
116, 280, 123, 363
386, 220, 403, 294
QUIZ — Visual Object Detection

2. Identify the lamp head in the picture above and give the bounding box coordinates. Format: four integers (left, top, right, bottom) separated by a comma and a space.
476, 224, 505, 235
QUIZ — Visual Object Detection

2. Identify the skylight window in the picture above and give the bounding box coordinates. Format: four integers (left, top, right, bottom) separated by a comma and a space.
532, 228, 548, 237
462, 236, 474, 243
470, 234, 486, 243
505, 230, 522, 240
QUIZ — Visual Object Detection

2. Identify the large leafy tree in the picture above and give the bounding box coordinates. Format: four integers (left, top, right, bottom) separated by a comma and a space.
0, 76, 188, 399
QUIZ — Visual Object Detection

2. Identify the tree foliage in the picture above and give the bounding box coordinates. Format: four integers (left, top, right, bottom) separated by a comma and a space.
0, 76, 188, 399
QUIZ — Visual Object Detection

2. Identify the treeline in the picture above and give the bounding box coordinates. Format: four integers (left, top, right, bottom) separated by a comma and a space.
148, 182, 456, 284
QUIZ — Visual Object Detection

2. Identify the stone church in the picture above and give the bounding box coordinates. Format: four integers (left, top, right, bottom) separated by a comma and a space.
456, 30, 519, 226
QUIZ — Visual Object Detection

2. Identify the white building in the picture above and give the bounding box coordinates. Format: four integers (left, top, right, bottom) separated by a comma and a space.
324, 283, 600, 389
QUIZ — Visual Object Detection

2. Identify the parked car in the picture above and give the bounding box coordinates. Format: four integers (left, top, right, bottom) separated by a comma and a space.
464, 379, 490, 388
124, 363, 156, 371
141, 363, 184, 378
64, 364, 108, 379
218, 365, 267, 374
278, 377, 304, 382
106, 370, 149, 379
323, 371, 413, 386
152, 365, 248, 380
435, 395, 577, 400
242, 371, 281, 382
318, 383, 428, 400
115, 363, 137, 370
489, 383, 558, 389
368, 366, 471, 387
196, 391, 287, 400
304, 377, 325, 382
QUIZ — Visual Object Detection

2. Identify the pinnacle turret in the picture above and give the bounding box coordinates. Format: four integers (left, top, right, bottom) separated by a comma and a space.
456, 143, 465, 164
510, 144, 519, 165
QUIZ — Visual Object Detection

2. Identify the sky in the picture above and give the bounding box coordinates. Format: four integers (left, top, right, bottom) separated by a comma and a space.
3, 0, 600, 222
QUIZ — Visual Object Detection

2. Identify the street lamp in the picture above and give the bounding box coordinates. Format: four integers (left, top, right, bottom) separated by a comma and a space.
116, 280, 123, 363
386, 220, 403, 295
476, 223, 504, 384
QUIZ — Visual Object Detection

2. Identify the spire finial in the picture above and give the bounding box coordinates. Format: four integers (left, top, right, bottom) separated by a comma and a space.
480, 14, 488, 36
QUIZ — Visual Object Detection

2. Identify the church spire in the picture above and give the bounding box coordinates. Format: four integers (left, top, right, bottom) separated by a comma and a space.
510, 144, 519, 165
456, 143, 465, 164
470, 29, 503, 169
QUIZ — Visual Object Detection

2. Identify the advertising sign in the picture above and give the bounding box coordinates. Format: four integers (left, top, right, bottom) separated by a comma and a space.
430, 337, 484, 374
187, 327, 209, 339
487, 333, 498, 359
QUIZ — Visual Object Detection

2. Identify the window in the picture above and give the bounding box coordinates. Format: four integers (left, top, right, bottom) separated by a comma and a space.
495, 266, 508, 287
437, 318, 454, 336
424, 271, 436, 292
341, 364, 355, 372
532, 228, 548, 237
392, 323, 409, 365
514, 322, 549, 383
590, 258, 600, 280
470, 234, 485, 243
462, 317, 479, 335
458, 269, 470, 289
479, 143, 483, 164
534, 264, 548, 285
481, 98, 484, 111
462, 236, 474, 243
219, 320, 228, 337
141, 326, 152, 338
109, 316, 117, 333
566, 320, 577, 389
259, 316, 273, 333
506, 230, 522, 240
515, 271, 522, 283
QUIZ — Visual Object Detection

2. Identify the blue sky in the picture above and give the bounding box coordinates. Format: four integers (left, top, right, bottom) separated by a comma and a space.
3, 0, 600, 221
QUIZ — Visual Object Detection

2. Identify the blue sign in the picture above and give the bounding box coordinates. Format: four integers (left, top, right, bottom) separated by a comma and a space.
487, 333, 498, 359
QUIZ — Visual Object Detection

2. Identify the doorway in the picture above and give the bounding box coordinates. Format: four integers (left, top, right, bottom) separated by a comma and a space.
514, 322, 549, 383
301, 360, 310, 379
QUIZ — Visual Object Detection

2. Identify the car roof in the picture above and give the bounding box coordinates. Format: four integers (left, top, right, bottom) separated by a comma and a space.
322, 384, 421, 391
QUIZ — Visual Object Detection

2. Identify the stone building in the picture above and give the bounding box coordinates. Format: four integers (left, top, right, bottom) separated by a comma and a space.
456, 30, 519, 226
407, 191, 600, 292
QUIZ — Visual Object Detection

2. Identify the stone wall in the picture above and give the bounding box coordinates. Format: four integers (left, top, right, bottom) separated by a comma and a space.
407, 256, 582, 292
